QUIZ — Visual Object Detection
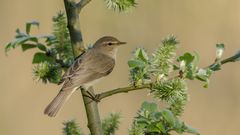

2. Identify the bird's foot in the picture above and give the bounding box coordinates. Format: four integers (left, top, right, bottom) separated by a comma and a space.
83, 90, 100, 102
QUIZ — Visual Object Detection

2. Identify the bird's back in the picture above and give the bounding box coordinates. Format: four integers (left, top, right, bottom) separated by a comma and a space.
60, 48, 115, 90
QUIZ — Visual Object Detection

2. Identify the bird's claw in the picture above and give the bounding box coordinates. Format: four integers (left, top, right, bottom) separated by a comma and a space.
83, 91, 101, 102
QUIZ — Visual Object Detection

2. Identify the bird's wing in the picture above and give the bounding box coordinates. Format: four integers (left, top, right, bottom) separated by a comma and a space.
58, 52, 86, 85
60, 50, 115, 90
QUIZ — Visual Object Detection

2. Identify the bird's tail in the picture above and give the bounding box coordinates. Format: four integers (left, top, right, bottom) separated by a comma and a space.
44, 89, 76, 117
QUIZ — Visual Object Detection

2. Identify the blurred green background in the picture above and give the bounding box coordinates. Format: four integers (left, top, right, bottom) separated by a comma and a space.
1, 0, 240, 135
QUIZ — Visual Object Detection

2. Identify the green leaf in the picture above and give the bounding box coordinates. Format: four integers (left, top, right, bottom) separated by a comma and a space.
105, 0, 137, 11
196, 69, 208, 81
128, 60, 145, 68
141, 102, 158, 113
21, 44, 37, 51
15, 28, 27, 38
153, 112, 162, 121
37, 43, 47, 51
26, 21, 39, 34
5, 37, 28, 53
156, 123, 166, 133
178, 53, 194, 65
174, 120, 184, 133
192, 51, 200, 67
203, 79, 210, 88
102, 113, 121, 135
162, 109, 175, 126
135, 48, 148, 62
195, 68, 212, 88
63, 120, 83, 135
32, 52, 54, 64
5, 42, 13, 53
5, 36, 39, 53
146, 124, 160, 133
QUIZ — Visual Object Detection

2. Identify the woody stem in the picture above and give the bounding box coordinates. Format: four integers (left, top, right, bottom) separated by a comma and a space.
64, 0, 103, 135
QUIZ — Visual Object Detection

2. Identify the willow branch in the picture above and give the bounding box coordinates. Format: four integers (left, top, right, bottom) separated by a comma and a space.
98, 50, 240, 101
64, 0, 103, 135
81, 87, 103, 135
208, 51, 240, 70
97, 84, 152, 100
64, 0, 86, 56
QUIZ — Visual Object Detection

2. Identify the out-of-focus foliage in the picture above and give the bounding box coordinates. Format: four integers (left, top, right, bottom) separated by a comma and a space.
102, 113, 121, 135
62, 113, 121, 135
104, 0, 137, 11
5, 12, 74, 84
129, 102, 200, 135
63, 120, 84, 135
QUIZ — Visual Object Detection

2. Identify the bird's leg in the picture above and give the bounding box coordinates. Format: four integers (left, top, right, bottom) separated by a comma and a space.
86, 90, 100, 102
80, 86, 100, 102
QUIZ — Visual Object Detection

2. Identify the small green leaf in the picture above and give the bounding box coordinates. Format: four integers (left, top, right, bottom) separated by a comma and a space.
26, 21, 39, 34
146, 124, 161, 133
153, 112, 162, 121
156, 123, 166, 133
203, 79, 210, 88
135, 48, 148, 62
5, 37, 28, 53
128, 60, 145, 68
195, 68, 212, 88
37, 43, 47, 51
196, 69, 208, 81
174, 120, 184, 133
15, 28, 27, 38
178, 53, 194, 65
141, 102, 158, 113
63, 120, 83, 135
21, 44, 37, 51
5, 42, 13, 53
5, 36, 39, 53
105, 0, 137, 11
162, 109, 175, 126
192, 51, 200, 67
32, 52, 54, 64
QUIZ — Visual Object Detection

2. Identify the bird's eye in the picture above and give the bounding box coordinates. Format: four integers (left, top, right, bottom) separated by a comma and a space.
108, 42, 113, 45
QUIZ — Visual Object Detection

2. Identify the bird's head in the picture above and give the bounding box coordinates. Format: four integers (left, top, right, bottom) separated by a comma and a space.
93, 36, 126, 58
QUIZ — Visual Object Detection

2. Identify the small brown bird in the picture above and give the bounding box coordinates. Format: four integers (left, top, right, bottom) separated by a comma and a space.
44, 36, 126, 117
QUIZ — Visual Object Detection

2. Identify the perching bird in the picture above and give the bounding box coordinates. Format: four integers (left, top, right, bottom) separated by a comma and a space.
44, 36, 126, 117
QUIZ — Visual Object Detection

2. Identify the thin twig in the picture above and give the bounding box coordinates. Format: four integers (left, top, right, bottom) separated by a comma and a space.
97, 84, 152, 100
207, 52, 240, 70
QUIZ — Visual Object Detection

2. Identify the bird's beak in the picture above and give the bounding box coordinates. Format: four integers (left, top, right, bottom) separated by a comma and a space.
117, 41, 127, 45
